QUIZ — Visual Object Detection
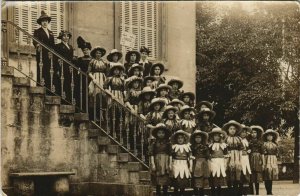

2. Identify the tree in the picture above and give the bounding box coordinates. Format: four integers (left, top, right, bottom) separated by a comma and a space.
196, 2, 299, 182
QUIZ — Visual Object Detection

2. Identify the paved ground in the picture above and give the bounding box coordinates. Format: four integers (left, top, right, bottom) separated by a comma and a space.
257, 180, 300, 196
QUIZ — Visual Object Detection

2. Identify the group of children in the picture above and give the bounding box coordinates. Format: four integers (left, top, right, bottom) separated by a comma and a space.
149, 120, 279, 196
73, 37, 279, 196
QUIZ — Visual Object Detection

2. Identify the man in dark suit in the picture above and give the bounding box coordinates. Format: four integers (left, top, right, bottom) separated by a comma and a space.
55, 30, 74, 104
139, 46, 152, 77
33, 11, 56, 93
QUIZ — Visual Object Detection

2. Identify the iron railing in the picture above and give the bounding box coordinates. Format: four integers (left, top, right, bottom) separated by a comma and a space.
1, 20, 149, 168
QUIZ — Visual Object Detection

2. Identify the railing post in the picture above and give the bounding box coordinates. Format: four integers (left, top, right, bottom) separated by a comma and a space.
1, 21, 9, 67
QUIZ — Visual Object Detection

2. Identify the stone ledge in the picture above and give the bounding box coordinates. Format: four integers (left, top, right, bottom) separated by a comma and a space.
60, 105, 75, 114
139, 171, 151, 182
117, 153, 129, 163
74, 113, 89, 121
106, 145, 119, 154
45, 96, 61, 105
88, 129, 99, 138
13, 77, 30, 87
98, 136, 111, 146
1, 66, 14, 76
127, 162, 141, 172
29, 87, 45, 94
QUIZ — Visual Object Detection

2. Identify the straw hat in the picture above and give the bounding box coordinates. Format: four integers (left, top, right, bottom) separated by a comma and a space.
152, 123, 171, 139
149, 98, 166, 111
109, 63, 125, 76
37, 11, 51, 24
190, 130, 208, 144
125, 50, 141, 63
150, 63, 165, 75
107, 49, 122, 62
125, 76, 143, 89
139, 86, 156, 99
181, 92, 195, 101
250, 125, 264, 138
170, 130, 190, 144
128, 63, 144, 76
179, 105, 196, 118
168, 77, 184, 89
57, 30, 72, 39
90, 46, 106, 58
169, 99, 185, 107
263, 129, 279, 142
196, 101, 213, 111
196, 108, 216, 120
162, 105, 178, 119
208, 127, 227, 139
222, 120, 242, 133
156, 84, 172, 93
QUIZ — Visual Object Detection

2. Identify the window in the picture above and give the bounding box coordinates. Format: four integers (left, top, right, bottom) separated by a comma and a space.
14, 1, 65, 45
120, 2, 159, 60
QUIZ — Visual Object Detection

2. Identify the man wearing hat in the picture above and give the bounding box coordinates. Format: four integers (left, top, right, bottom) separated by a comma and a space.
55, 30, 74, 103
74, 36, 92, 112
33, 11, 55, 93
139, 46, 152, 76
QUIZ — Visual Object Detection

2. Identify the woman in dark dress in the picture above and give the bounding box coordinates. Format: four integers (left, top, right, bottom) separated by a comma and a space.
33, 11, 55, 93
55, 30, 74, 104
124, 50, 140, 75
75, 36, 92, 112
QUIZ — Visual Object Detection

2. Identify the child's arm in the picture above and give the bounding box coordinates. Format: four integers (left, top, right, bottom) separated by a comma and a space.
150, 156, 156, 171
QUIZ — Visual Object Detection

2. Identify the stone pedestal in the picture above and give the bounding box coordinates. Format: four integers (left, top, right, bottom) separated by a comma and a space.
53, 177, 70, 194
13, 179, 34, 196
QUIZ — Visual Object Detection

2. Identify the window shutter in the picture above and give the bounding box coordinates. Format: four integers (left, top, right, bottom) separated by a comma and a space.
14, 2, 65, 45
120, 2, 159, 61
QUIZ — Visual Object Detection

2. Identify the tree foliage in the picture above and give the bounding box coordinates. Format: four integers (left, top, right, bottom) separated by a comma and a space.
196, 2, 299, 133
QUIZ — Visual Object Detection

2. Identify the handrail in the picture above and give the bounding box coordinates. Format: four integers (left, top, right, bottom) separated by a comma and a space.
2, 20, 145, 121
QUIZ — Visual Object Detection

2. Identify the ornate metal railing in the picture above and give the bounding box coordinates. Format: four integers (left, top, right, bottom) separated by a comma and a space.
1, 20, 148, 168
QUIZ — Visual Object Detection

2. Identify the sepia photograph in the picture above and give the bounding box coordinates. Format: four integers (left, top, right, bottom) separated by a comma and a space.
1, 1, 299, 195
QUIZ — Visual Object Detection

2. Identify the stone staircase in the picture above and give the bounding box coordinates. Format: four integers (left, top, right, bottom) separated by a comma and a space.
1, 66, 151, 196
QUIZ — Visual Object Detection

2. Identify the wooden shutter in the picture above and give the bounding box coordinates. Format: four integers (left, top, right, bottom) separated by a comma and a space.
14, 2, 65, 45
120, 1, 159, 60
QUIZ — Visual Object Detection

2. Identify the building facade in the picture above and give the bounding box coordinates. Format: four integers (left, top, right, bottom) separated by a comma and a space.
2, 1, 196, 92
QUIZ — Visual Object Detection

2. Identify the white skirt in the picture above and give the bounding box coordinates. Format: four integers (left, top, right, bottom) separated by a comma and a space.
173, 159, 191, 179
241, 155, 252, 175
210, 158, 227, 178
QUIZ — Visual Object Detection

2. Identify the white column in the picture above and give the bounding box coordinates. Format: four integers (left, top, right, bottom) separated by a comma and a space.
165, 2, 196, 93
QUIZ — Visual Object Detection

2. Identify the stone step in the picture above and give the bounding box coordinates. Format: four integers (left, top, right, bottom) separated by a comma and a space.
13, 77, 30, 87
60, 105, 75, 114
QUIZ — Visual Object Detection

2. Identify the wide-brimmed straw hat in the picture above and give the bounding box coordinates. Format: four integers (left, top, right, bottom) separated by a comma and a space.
139, 86, 156, 99
125, 50, 141, 63
168, 77, 184, 89
162, 105, 178, 119
196, 101, 213, 111
190, 130, 208, 144
263, 129, 279, 142
149, 98, 166, 111
196, 108, 216, 120
107, 49, 122, 62
170, 130, 190, 144
239, 124, 252, 135
125, 76, 143, 89
250, 125, 264, 138
222, 120, 242, 133
209, 127, 227, 139
90, 46, 106, 58
179, 105, 196, 118
109, 63, 125, 76
169, 99, 185, 107
156, 84, 172, 93
128, 63, 144, 76
181, 92, 195, 101
37, 11, 51, 25
152, 123, 171, 139
150, 63, 165, 76
57, 30, 72, 39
